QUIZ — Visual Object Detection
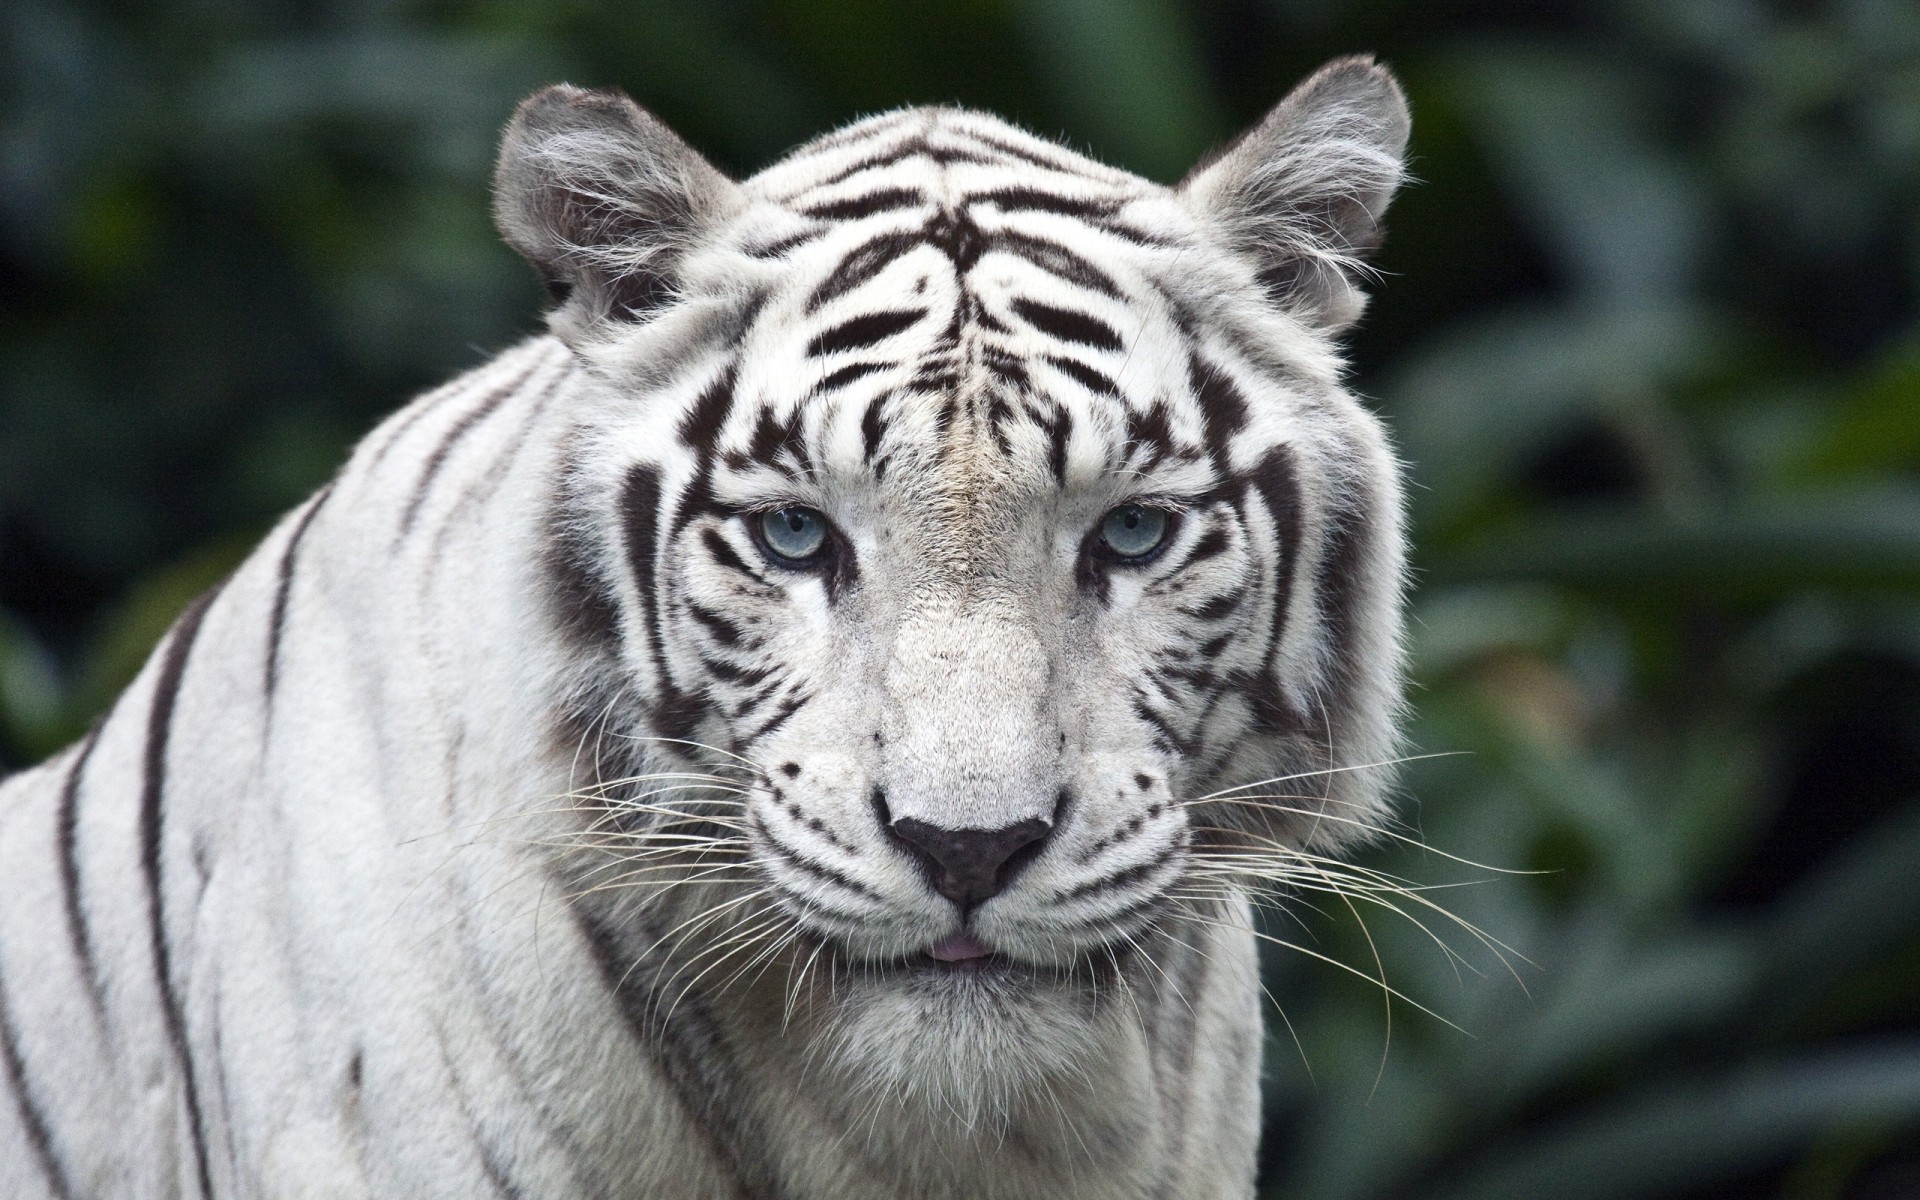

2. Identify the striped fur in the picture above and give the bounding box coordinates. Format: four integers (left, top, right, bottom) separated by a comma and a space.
0, 57, 1410, 1199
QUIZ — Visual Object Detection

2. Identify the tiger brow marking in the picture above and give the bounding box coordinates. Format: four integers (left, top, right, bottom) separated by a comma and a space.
264, 481, 334, 701
805, 230, 922, 313
960, 131, 1106, 177
799, 187, 925, 221
1044, 354, 1119, 396
56, 722, 108, 1028
806, 309, 926, 358
814, 361, 889, 396
988, 229, 1122, 296
140, 582, 225, 1200
1011, 297, 1123, 352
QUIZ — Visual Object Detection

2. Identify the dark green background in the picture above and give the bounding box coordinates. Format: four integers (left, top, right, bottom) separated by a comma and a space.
4, 1, 1918, 1196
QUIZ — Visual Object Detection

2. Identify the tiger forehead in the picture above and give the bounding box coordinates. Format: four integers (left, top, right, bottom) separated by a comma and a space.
714, 285, 1211, 499
687, 109, 1235, 497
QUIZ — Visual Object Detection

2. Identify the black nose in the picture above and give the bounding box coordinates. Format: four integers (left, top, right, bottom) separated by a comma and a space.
888, 816, 1052, 910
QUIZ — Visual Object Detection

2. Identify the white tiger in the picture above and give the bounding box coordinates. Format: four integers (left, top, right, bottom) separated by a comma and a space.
0, 56, 1410, 1199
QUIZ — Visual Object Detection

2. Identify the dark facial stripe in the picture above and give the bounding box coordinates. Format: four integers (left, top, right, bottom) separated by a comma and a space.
0, 958, 75, 1200
745, 691, 807, 744
744, 229, 823, 259
814, 362, 889, 398
805, 231, 921, 312
1131, 691, 1194, 756
989, 230, 1121, 296
141, 583, 223, 1200
265, 482, 334, 699
699, 527, 762, 581
685, 601, 744, 647
57, 724, 107, 1027
806, 309, 926, 358
1247, 447, 1303, 669
676, 368, 739, 455
1315, 460, 1377, 699
1010, 298, 1122, 352
398, 358, 541, 537
1044, 355, 1118, 397
800, 187, 924, 221
1187, 354, 1249, 463
1123, 401, 1177, 469
962, 135, 1100, 177
760, 829, 877, 899
1057, 848, 1177, 903
1041, 404, 1073, 482
620, 467, 672, 681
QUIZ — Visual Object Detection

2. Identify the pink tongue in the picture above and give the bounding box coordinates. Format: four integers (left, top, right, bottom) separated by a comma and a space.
928, 933, 994, 963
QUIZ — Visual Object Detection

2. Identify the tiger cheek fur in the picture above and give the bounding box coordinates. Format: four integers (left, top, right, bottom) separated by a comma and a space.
0, 58, 1408, 1200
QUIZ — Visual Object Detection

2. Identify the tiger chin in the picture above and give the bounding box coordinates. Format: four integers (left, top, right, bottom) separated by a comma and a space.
0, 54, 1411, 1200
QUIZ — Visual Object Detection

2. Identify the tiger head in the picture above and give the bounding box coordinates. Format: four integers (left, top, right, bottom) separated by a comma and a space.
496, 59, 1410, 1114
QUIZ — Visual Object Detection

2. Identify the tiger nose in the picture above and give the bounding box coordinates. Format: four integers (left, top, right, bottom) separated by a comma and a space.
888, 816, 1052, 911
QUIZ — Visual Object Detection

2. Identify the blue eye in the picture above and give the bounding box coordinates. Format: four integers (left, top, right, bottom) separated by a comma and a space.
757, 507, 830, 563
1098, 504, 1172, 560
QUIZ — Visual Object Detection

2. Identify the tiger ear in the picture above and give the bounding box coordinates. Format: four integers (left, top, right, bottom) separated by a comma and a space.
1180, 56, 1409, 334
493, 84, 741, 326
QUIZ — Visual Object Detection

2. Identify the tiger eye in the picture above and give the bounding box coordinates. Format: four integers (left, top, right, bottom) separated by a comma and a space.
758, 507, 830, 562
1098, 505, 1172, 560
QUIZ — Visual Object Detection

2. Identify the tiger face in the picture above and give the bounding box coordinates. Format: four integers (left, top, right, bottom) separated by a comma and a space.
500, 61, 1409, 1107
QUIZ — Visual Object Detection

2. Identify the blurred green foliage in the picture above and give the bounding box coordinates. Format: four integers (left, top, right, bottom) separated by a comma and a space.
3, 1, 1917, 1196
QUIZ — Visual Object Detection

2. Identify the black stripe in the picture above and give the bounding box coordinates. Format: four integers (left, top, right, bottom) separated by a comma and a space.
1155, 522, 1230, 579
746, 691, 807, 744
1248, 447, 1303, 669
363, 373, 487, 473
1123, 400, 1177, 469
806, 309, 925, 358
963, 134, 1098, 177
620, 467, 671, 677
805, 231, 921, 312
0, 955, 75, 1200
1184, 588, 1245, 623
1151, 923, 1206, 1200
760, 829, 876, 899
1131, 691, 1193, 756
398, 359, 541, 536
699, 527, 761, 581
1058, 852, 1174, 903
685, 601, 744, 648
744, 230, 823, 259
141, 584, 223, 1200
1044, 355, 1118, 397
969, 186, 1116, 221
1316, 457, 1376, 699
265, 482, 334, 698
1011, 298, 1122, 352
56, 724, 107, 1026
815, 361, 889, 395
1041, 404, 1073, 482
1188, 353, 1249, 464
988, 230, 1121, 296
800, 187, 924, 221
677, 367, 739, 454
